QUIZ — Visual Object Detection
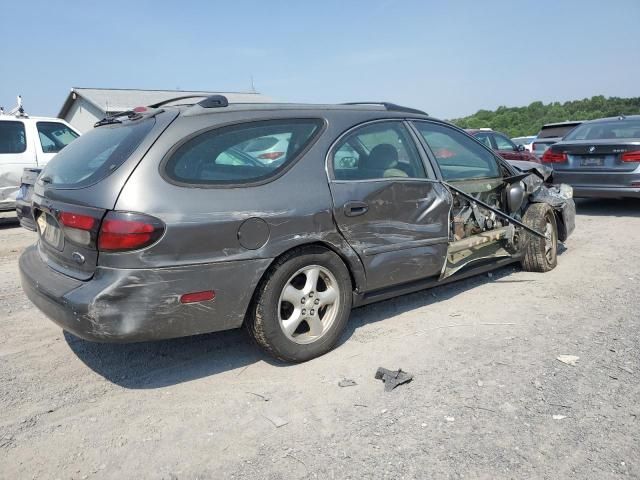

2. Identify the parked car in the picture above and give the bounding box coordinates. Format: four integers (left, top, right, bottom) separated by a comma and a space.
511, 135, 536, 152
531, 121, 583, 159
0, 99, 80, 228
238, 132, 291, 165
466, 129, 540, 162
19, 96, 575, 362
541, 115, 640, 198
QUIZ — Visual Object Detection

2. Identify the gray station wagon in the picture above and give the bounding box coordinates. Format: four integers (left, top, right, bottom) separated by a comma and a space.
19, 96, 575, 362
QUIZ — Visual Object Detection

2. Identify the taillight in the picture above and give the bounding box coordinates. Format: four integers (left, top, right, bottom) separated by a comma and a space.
59, 211, 97, 245
541, 149, 568, 163
59, 212, 96, 230
621, 150, 640, 162
98, 211, 164, 252
258, 151, 285, 161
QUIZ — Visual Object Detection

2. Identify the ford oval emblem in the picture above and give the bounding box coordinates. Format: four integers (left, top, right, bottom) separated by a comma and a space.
589, 146, 596, 153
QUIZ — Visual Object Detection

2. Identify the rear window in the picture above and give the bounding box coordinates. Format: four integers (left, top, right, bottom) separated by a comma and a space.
37, 122, 79, 153
564, 119, 640, 141
164, 119, 322, 185
0, 121, 26, 154
537, 124, 581, 138
40, 118, 155, 188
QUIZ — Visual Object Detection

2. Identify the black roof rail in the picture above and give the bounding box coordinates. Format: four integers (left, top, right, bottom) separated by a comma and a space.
341, 102, 428, 116
148, 95, 210, 109
198, 95, 229, 108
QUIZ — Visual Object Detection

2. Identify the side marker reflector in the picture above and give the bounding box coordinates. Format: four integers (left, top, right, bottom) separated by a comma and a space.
180, 290, 215, 304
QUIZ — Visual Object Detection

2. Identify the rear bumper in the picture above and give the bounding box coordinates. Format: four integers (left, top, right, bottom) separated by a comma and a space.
16, 196, 36, 231
572, 186, 640, 199
19, 244, 272, 342
553, 170, 640, 198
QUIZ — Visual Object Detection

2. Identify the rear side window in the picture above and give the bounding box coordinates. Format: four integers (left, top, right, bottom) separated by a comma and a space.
413, 122, 501, 181
37, 122, 79, 153
40, 118, 155, 187
537, 124, 581, 138
0, 121, 26, 154
164, 119, 322, 185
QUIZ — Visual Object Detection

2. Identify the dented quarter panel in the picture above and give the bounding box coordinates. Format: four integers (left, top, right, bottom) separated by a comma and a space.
20, 244, 271, 341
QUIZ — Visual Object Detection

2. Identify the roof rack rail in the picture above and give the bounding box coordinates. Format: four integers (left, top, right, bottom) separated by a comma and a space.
148, 95, 209, 109
148, 94, 230, 109
341, 102, 428, 116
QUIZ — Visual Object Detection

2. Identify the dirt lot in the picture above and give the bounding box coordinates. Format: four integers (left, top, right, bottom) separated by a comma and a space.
1, 199, 639, 480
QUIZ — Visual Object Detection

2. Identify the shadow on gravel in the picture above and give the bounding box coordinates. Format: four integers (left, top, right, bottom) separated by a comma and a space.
0, 217, 21, 230
65, 328, 277, 390
65, 263, 551, 390
575, 198, 640, 218
340, 263, 525, 347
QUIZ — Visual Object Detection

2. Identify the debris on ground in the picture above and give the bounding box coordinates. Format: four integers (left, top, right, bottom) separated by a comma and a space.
552, 415, 567, 420
374, 367, 413, 392
338, 379, 357, 388
262, 414, 288, 428
247, 392, 270, 402
556, 355, 580, 366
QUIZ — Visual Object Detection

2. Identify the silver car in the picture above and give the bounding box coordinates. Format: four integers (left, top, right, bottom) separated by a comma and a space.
19, 97, 575, 362
542, 115, 640, 198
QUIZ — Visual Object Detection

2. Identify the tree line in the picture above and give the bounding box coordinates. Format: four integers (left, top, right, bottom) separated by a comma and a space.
451, 95, 640, 137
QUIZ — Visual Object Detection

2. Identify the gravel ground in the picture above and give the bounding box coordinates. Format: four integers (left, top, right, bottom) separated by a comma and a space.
0, 199, 639, 480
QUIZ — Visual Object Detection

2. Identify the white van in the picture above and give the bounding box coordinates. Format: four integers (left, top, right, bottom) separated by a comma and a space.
0, 106, 80, 213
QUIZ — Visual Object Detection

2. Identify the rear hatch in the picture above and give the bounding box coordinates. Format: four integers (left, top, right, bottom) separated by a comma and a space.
31, 109, 178, 280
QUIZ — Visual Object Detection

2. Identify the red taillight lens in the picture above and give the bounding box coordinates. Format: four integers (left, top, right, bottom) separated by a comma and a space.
98, 212, 164, 252
258, 151, 285, 160
180, 290, 215, 304
541, 149, 568, 163
621, 150, 640, 162
59, 212, 95, 230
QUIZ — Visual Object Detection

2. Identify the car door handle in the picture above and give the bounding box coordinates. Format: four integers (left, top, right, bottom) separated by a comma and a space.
344, 201, 369, 217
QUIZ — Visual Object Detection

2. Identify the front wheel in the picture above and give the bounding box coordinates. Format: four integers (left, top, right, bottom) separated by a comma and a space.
247, 246, 352, 362
521, 203, 558, 272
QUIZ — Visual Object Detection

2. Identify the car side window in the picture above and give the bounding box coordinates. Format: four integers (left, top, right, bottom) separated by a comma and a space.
474, 132, 493, 149
494, 133, 517, 151
36, 122, 79, 153
412, 122, 501, 181
332, 122, 426, 181
165, 119, 322, 185
0, 121, 27, 154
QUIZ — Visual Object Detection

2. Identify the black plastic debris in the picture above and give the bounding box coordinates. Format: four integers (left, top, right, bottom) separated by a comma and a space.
338, 379, 357, 387
375, 368, 413, 392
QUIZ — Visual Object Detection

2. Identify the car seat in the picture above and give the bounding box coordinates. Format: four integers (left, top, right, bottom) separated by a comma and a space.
361, 144, 408, 179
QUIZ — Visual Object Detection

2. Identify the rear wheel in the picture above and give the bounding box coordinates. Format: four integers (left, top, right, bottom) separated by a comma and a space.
247, 246, 352, 362
521, 203, 558, 272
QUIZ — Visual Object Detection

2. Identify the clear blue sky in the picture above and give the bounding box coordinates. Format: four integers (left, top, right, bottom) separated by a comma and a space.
1, 0, 638, 119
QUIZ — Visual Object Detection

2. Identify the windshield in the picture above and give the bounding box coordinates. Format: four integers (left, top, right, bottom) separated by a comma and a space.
564, 119, 640, 141
40, 118, 155, 188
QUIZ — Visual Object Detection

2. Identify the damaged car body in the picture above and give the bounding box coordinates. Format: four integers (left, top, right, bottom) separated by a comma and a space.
19, 97, 575, 362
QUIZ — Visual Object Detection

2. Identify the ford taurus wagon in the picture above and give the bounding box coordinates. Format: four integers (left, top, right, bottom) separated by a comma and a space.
19, 96, 575, 362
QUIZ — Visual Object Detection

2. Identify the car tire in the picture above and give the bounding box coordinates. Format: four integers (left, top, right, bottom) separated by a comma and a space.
247, 246, 352, 362
521, 203, 558, 272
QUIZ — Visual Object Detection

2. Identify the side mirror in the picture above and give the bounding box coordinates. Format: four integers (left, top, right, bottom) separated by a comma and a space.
517, 144, 526, 152
505, 181, 526, 214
